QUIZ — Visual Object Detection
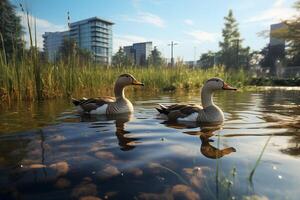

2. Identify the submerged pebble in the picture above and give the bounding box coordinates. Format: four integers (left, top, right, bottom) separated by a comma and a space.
79, 196, 102, 200
50, 161, 69, 176
171, 184, 200, 200
94, 151, 116, 160
50, 135, 66, 142
97, 164, 120, 179
71, 177, 98, 199
28, 164, 46, 169
127, 167, 143, 177
55, 178, 71, 189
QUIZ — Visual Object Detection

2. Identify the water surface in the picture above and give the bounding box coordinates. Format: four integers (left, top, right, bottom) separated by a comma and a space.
0, 89, 300, 200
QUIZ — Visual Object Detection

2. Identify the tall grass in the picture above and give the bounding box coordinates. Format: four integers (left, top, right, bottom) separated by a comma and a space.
0, 61, 250, 102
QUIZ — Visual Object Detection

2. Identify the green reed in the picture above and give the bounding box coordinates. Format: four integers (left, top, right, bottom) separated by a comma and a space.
248, 135, 272, 183
0, 61, 250, 102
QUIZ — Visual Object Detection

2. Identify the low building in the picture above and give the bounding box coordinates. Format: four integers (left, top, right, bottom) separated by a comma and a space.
43, 17, 114, 64
124, 42, 153, 65
184, 60, 196, 68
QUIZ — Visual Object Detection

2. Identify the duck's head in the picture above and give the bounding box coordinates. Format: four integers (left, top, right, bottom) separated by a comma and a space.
203, 77, 237, 91
116, 73, 144, 87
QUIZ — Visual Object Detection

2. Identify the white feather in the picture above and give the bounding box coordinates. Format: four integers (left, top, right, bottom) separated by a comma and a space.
178, 112, 198, 122
158, 103, 167, 109
90, 104, 108, 115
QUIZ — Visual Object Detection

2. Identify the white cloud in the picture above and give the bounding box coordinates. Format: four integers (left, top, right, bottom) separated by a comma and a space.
185, 30, 219, 44
274, 0, 285, 7
18, 12, 65, 49
123, 12, 165, 28
246, 0, 298, 24
184, 19, 194, 26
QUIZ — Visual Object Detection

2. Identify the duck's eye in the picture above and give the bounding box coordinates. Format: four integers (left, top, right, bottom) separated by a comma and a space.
216, 80, 219, 82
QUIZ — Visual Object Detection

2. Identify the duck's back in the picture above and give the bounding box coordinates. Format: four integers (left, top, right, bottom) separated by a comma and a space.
157, 104, 202, 121
72, 96, 116, 114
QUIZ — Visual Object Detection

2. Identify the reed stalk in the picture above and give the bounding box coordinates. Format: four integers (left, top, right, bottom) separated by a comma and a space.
248, 135, 272, 183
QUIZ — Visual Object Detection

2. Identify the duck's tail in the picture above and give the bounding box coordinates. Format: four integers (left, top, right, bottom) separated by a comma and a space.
156, 104, 169, 115
72, 98, 81, 106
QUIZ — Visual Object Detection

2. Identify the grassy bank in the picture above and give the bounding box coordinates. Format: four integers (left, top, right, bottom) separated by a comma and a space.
0, 59, 249, 102
249, 77, 300, 86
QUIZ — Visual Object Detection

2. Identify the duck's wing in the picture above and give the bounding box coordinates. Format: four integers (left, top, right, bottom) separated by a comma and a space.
156, 103, 200, 114
157, 104, 202, 121
72, 96, 116, 112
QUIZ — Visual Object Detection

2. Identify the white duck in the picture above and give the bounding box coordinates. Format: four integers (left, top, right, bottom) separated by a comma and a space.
156, 77, 237, 123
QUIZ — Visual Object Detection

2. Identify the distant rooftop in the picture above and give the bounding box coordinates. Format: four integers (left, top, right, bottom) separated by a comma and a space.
70, 16, 114, 26
133, 41, 152, 45
124, 42, 153, 47
270, 22, 285, 30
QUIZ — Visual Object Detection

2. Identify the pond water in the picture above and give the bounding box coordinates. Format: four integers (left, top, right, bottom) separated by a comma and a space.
0, 89, 300, 200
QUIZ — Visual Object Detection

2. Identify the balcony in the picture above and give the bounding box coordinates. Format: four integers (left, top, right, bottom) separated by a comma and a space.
91, 29, 109, 35
91, 44, 109, 48
91, 24, 109, 30
91, 38, 109, 43
91, 34, 109, 40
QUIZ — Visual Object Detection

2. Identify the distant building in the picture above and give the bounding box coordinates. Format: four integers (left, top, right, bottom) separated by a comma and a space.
269, 22, 286, 58
270, 22, 286, 47
124, 42, 153, 65
43, 17, 114, 64
43, 31, 69, 62
184, 60, 197, 68
268, 22, 286, 74
123, 45, 135, 62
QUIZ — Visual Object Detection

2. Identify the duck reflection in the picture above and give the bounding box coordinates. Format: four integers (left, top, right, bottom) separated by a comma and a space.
80, 113, 138, 151
163, 121, 236, 159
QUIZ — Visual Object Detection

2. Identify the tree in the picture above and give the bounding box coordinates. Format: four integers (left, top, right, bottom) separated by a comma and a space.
112, 47, 134, 67
59, 38, 77, 60
199, 51, 215, 69
0, 0, 24, 60
238, 46, 251, 68
271, 0, 300, 65
78, 48, 93, 64
147, 47, 164, 66
259, 44, 285, 70
219, 9, 250, 69
58, 38, 92, 64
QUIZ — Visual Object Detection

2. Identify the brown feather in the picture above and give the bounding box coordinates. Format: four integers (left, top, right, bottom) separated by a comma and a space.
159, 104, 202, 121
76, 96, 116, 112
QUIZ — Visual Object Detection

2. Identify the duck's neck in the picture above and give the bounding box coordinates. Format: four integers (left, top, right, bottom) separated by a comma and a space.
201, 87, 214, 108
114, 84, 125, 99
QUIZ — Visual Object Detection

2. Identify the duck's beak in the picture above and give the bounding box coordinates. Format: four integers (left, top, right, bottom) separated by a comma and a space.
222, 82, 237, 91
132, 79, 144, 86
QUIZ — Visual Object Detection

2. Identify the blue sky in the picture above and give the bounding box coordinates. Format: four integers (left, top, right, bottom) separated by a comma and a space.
11, 0, 297, 60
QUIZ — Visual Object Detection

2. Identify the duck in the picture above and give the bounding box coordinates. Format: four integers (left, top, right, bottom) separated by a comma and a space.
72, 74, 144, 115
156, 77, 237, 123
